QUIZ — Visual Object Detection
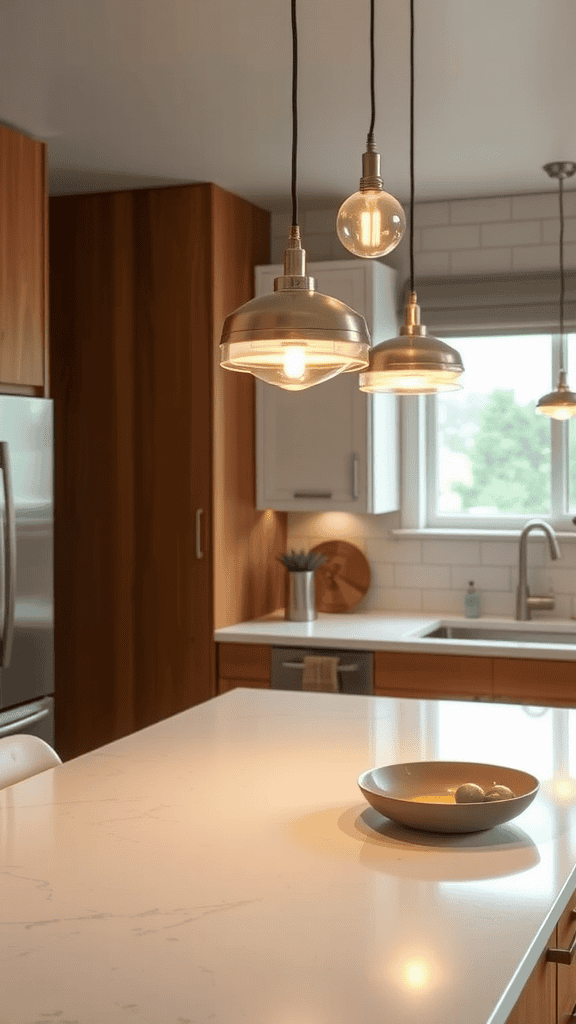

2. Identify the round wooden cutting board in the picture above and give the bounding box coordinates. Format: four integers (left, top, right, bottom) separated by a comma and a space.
310, 540, 371, 613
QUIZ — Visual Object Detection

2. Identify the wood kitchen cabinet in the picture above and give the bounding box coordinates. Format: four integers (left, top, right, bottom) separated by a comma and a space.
505, 930, 556, 1024
374, 650, 493, 701
218, 643, 271, 694
0, 123, 48, 393
50, 183, 286, 760
255, 260, 399, 513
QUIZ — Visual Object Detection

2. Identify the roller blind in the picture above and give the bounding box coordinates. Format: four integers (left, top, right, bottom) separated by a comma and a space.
404, 271, 576, 336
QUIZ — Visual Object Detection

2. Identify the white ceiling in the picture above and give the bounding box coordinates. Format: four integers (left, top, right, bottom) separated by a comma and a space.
1, 0, 575, 211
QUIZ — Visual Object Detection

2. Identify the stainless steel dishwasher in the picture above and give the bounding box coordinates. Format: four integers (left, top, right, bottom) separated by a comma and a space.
271, 647, 373, 695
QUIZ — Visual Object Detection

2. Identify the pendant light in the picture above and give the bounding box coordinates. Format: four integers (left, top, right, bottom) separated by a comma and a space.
536, 162, 576, 420
358, 0, 464, 395
219, 0, 371, 391
336, 0, 406, 258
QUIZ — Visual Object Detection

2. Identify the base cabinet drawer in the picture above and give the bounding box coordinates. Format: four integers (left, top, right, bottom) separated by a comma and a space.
555, 901, 576, 1024
493, 659, 576, 706
374, 651, 493, 701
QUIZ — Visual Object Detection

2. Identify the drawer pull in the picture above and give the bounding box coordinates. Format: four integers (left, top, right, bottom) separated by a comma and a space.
547, 911, 576, 964
293, 491, 333, 500
281, 660, 359, 673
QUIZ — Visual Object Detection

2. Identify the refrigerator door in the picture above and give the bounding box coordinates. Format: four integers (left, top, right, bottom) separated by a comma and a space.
0, 398, 53, 711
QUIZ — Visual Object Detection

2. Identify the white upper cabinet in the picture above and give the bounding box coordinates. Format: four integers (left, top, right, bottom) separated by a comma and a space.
255, 259, 399, 513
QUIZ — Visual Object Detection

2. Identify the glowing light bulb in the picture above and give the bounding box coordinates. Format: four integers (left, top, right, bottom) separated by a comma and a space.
536, 403, 576, 420
402, 957, 431, 990
337, 189, 405, 258
283, 346, 307, 380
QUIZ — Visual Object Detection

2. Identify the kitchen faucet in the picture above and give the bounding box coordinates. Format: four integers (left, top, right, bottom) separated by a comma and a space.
516, 519, 561, 620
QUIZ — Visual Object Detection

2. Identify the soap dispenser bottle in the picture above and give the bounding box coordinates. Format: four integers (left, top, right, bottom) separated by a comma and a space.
464, 581, 479, 618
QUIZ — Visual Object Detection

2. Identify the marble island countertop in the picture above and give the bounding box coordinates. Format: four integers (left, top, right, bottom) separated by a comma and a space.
3, 688, 576, 1024
215, 609, 576, 660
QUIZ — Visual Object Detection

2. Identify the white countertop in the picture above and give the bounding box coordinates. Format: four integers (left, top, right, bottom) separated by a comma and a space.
215, 609, 576, 660
2, 689, 576, 1024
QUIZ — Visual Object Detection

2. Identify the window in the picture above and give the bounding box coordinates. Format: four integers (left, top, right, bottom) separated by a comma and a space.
407, 331, 576, 531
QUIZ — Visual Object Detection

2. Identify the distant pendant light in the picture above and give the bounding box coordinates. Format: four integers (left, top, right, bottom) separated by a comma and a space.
219, 0, 370, 391
336, 0, 405, 258
536, 161, 576, 420
358, 0, 464, 394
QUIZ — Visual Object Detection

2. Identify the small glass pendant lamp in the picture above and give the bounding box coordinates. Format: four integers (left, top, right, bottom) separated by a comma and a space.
536, 161, 576, 420
359, 0, 464, 395
336, 0, 405, 258
219, 0, 370, 391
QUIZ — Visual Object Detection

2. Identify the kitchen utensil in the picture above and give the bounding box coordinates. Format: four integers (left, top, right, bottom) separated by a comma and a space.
310, 540, 370, 612
358, 761, 539, 834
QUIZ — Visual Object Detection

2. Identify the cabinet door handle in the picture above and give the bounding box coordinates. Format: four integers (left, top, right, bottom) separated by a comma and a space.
195, 508, 204, 559
293, 491, 333, 500
547, 911, 576, 964
351, 453, 360, 500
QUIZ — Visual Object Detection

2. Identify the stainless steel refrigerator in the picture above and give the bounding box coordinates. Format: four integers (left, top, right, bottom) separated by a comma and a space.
0, 396, 54, 745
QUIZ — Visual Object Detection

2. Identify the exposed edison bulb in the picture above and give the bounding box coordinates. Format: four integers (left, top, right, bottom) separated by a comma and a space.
283, 345, 307, 380
337, 188, 406, 258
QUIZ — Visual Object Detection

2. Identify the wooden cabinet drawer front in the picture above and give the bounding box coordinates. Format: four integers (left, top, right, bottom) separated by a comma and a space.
493, 659, 576, 706
374, 652, 492, 699
217, 643, 271, 682
218, 677, 271, 695
556, 898, 576, 1024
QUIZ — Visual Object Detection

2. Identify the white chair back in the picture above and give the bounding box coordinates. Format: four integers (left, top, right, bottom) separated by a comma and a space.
0, 734, 61, 789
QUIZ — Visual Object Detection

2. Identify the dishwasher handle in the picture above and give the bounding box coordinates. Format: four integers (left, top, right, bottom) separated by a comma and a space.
281, 660, 359, 673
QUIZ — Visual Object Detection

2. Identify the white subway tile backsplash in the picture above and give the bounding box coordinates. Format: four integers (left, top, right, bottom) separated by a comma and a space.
421, 224, 480, 252
542, 218, 576, 245
370, 563, 395, 588
481, 220, 541, 248
513, 192, 576, 221
366, 538, 422, 564
548, 567, 576, 595
413, 202, 450, 228
551, 595, 572, 619
477, 591, 514, 616
421, 589, 463, 613
422, 539, 481, 565
378, 587, 423, 611
450, 565, 511, 592
481, 540, 545, 566
395, 564, 451, 589
450, 247, 512, 275
511, 245, 559, 271
414, 252, 451, 276
450, 196, 512, 224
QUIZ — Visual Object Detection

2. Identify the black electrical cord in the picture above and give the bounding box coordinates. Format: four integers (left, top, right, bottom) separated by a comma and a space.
409, 0, 415, 292
291, 0, 299, 228
559, 174, 566, 370
367, 0, 376, 148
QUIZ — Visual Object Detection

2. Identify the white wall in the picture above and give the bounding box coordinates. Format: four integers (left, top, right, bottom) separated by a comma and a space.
272, 191, 576, 619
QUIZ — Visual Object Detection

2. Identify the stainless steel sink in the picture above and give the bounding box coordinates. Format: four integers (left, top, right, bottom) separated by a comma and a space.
424, 626, 576, 645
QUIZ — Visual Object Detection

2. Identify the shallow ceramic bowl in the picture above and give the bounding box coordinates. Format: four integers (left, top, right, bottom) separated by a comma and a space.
358, 761, 539, 834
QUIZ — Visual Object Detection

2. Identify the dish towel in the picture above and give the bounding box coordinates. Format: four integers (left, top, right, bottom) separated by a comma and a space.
302, 655, 340, 692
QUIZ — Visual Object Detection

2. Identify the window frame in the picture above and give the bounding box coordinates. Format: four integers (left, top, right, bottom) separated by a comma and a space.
400, 331, 574, 533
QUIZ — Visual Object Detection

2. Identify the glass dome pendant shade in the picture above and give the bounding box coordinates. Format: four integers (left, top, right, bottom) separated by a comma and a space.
359, 291, 464, 394
337, 147, 406, 259
219, 228, 371, 391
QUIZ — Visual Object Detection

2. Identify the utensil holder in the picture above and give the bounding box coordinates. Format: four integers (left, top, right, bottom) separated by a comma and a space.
286, 570, 317, 621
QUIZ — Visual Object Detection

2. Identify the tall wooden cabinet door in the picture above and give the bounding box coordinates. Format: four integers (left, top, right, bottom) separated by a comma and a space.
556, 899, 576, 1024
132, 185, 214, 730
255, 260, 399, 513
505, 934, 556, 1024
0, 124, 47, 390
